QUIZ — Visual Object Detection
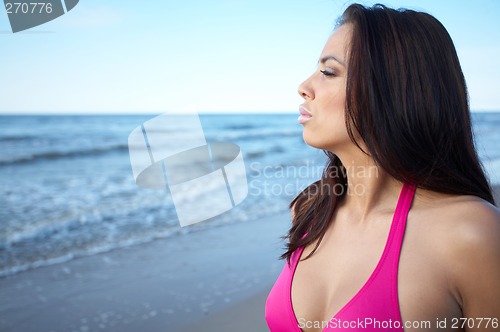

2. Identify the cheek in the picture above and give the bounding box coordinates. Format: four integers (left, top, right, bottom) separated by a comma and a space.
318, 88, 347, 131
316, 109, 348, 142
324, 87, 345, 110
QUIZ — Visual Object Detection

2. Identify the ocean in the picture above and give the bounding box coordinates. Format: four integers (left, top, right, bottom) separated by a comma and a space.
0, 113, 499, 277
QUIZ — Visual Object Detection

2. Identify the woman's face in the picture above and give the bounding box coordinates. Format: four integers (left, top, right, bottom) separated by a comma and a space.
297, 24, 352, 153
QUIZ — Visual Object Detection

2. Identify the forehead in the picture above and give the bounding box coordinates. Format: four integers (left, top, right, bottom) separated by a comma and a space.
320, 24, 352, 61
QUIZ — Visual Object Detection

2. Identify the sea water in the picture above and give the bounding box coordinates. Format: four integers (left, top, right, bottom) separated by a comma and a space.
0, 112, 498, 277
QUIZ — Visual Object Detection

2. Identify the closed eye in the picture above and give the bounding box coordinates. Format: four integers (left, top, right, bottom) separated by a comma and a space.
320, 69, 336, 77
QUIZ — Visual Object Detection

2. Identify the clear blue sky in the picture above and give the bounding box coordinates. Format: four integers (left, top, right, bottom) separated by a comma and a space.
1, 0, 499, 114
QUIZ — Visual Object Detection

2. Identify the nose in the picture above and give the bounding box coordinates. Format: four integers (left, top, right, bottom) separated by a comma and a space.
298, 76, 313, 100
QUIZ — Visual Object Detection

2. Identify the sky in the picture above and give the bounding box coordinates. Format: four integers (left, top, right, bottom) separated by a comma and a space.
0, 0, 499, 114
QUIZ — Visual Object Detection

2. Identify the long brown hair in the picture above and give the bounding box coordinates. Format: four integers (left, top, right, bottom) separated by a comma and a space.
280, 3, 495, 264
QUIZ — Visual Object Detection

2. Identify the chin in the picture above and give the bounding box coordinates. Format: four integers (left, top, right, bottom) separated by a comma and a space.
302, 129, 348, 152
302, 129, 328, 150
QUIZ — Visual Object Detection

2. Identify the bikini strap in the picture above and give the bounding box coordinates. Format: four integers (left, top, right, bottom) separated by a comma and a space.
388, 182, 416, 267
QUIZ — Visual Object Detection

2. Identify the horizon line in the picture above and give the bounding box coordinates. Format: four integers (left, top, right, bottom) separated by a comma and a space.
1, 109, 500, 116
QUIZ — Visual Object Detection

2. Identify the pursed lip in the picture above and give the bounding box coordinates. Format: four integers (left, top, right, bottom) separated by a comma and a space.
298, 105, 313, 124
299, 106, 312, 117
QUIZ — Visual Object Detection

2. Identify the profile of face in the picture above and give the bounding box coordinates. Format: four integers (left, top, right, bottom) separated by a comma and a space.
297, 24, 353, 154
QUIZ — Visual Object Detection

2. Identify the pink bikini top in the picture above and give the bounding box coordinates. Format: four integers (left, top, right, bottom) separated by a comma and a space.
265, 183, 416, 331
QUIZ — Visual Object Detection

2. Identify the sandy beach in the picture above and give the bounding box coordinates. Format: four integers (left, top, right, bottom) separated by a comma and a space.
1, 186, 499, 332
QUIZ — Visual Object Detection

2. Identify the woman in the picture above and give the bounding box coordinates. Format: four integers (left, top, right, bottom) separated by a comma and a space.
265, 3, 499, 332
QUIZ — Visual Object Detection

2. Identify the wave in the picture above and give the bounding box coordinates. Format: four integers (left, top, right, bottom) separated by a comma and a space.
0, 144, 129, 166
245, 145, 286, 159
209, 128, 302, 142
0, 134, 38, 142
0, 230, 180, 278
483, 157, 500, 185
0, 198, 288, 278
222, 124, 256, 130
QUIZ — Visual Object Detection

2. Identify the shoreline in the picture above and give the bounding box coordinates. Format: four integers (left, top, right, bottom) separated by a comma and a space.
0, 210, 291, 332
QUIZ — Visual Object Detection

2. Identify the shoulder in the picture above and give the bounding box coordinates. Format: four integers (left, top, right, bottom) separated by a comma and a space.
447, 198, 500, 317
412, 191, 499, 237
435, 196, 499, 251
440, 197, 500, 270
413, 192, 500, 314
414, 193, 500, 260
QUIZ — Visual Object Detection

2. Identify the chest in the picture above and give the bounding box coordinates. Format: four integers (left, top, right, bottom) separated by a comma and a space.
291, 218, 463, 332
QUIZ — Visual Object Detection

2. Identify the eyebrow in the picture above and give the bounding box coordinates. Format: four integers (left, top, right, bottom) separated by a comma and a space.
318, 55, 346, 67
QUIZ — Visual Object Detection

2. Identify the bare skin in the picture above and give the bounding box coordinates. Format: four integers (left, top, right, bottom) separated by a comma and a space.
293, 24, 500, 332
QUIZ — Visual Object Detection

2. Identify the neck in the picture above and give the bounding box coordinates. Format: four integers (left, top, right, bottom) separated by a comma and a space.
337, 152, 403, 222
